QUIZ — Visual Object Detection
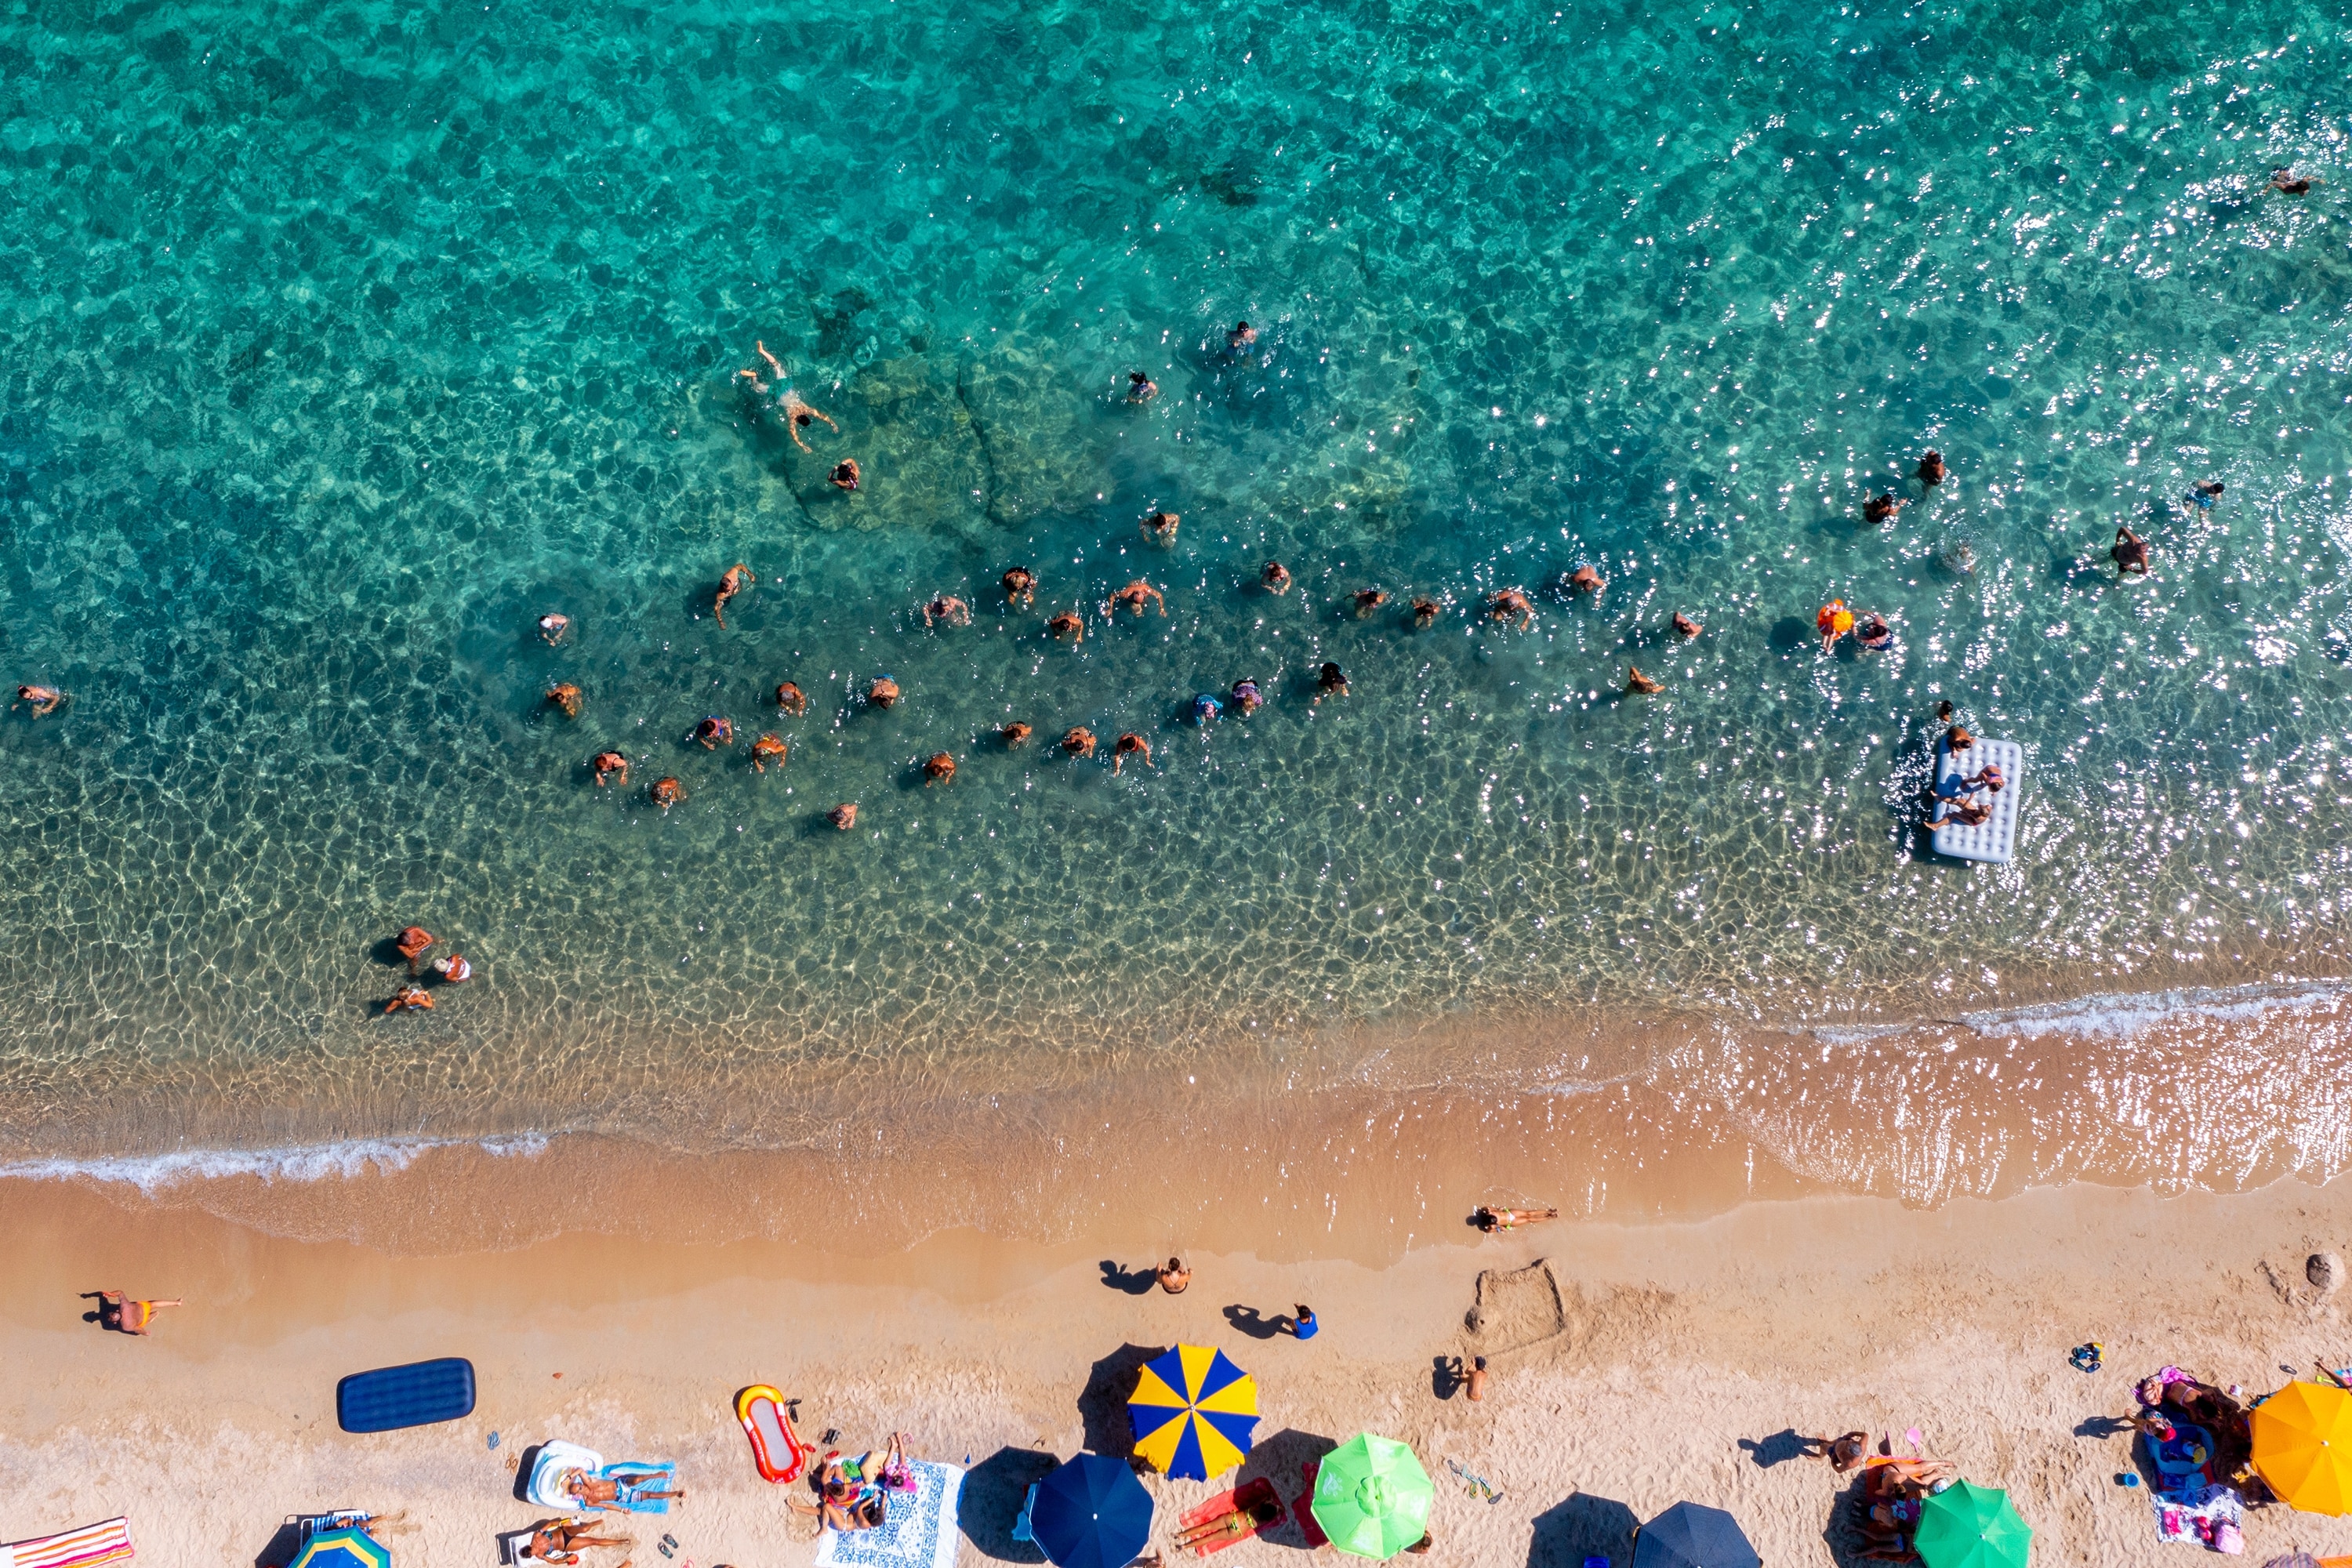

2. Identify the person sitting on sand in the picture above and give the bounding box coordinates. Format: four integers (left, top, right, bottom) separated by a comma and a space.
538, 613, 571, 645
524, 1518, 629, 1564
1817, 600, 1855, 652
395, 925, 435, 972
752, 734, 787, 771
1230, 677, 1264, 716
1127, 371, 1159, 404
1047, 610, 1086, 644
1864, 491, 1904, 524
16, 684, 64, 716
591, 752, 629, 788
1174, 1499, 1281, 1551
1489, 588, 1534, 629
830, 459, 862, 492
923, 593, 971, 628
84, 1291, 183, 1336
714, 564, 753, 628
775, 681, 808, 716
829, 803, 858, 830
1159, 1257, 1191, 1294
650, 777, 684, 810
1142, 510, 1179, 543
2111, 525, 2151, 576
1261, 561, 1292, 594
1917, 450, 1947, 487
546, 683, 583, 718
739, 342, 840, 452
385, 984, 434, 1014
431, 952, 472, 984
1673, 611, 1703, 639
1566, 564, 1605, 596
1003, 566, 1038, 607
1315, 662, 1349, 702
695, 716, 734, 750
1107, 580, 1166, 617
1473, 1206, 1559, 1232
867, 675, 901, 709
1000, 722, 1033, 746
1112, 733, 1152, 775
1626, 666, 1664, 695
1062, 728, 1097, 758
924, 752, 956, 784
1352, 587, 1390, 618
1411, 597, 1442, 628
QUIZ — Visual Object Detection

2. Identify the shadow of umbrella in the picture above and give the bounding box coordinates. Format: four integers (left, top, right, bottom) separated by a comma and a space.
1076, 1343, 1165, 1460
959, 1445, 1057, 1563
1234, 1428, 1341, 1550
1528, 1493, 1639, 1568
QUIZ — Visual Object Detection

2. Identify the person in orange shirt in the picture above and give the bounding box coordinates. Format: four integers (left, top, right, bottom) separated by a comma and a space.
1817, 600, 1856, 652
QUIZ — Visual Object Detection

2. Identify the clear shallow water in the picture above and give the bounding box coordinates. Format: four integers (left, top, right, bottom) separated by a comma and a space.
5, 0, 2352, 1179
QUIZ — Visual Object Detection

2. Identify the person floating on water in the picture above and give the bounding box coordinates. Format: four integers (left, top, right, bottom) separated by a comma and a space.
923, 751, 956, 784
1047, 610, 1086, 644
1108, 580, 1166, 617
591, 751, 629, 787
1864, 491, 1904, 524
1316, 662, 1349, 702
1142, 510, 1179, 543
1002, 566, 1037, 607
1625, 666, 1664, 695
1000, 722, 1033, 746
1672, 611, 1704, 639
650, 776, 684, 810
1817, 599, 1855, 652
1352, 587, 1390, 619
775, 681, 808, 716
1927, 795, 1991, 830
1411, 597, 1442, 628
2111, 525, 2151, 577
830, 459, 861, 492
829, 802, 858, 829
14, 684, 63, 716
752, 734, 786, 771
867, 675, 901, 709
538, 612, 570, 644
546, 683, 583, 718
1127, 371, 1159, 403
395, 925, 435, 974
1489, 588, 1534, 629
923, 593, 971, 628
1261, 561, 1293, 594
1062, 727, 1098, 758
2187, 480, 2224, 513
714, 563, 753, 628
431, 952, 472, 984
1229, 677, 1264, 715
1566, 564, 1605, 596
739, 342, 840, 452
695, 715, 734, 750
1916, 450, 1947, 487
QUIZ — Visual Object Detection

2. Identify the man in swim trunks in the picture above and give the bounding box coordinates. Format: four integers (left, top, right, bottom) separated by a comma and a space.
775, 681, 808, 716
1002, 567, 1037, 607
1107, 580, 1165, 617
924, 752, 956, 783
591, 752, 629, 787
714, 564, 753, 628
923, 593, 971, 627
1112, 733, 1152, 774
1227, 321, 1257, 352
739, 342, 840, 452
1047, 610, 1085, 644
1061, 727, 1097, 758
2111, 525, 2151, 576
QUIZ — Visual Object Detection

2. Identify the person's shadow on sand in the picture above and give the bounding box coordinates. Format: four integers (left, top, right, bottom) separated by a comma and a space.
1098, 1261, 1159, 1295
1739, 1428, 1820, 1468
1221, 1305, 1290, 1341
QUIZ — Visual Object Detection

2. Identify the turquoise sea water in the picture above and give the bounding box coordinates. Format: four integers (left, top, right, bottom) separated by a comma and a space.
4, 0, 2352, 1173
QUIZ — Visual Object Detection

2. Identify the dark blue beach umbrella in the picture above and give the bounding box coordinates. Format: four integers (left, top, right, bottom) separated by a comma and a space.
1632, 1501, 1762, 1568
1030, 1453, 1154, 1568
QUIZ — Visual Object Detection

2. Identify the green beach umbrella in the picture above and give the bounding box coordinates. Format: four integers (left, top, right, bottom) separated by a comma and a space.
1310, 1433, 1435, 1559
1915, 1481, 2031, 1568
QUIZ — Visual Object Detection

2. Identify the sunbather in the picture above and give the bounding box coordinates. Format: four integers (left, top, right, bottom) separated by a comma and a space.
83, 1291, 182, 1335
1472, 1205, 1557, 1232
523, 1519, 626, 1564
564, 1468, 684, 1509
1172, 1498, 1281, 1550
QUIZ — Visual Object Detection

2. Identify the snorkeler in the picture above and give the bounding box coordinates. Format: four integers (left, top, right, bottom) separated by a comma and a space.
1411, 597, 1442, 628
1625, 666, 1664, 695
924, 751, 956, 784
1062, 727, 1098, 758
923, 593, 972, 628
829, 802, 859, 829
739, 341, 840, 452
1315, 662, 1349, 702
694, 715, 734, 750
1000, 721, 1033, 746
1108, 580, 1166, 617
714, 563, 753, 628
1352, 587, 1391, 618
867, 675, 901, 709
538, 612, 571, 644
591, 751, 629, 787
1916, 450, 1947, 487
1817, 600, 1856, 652
830, 459, 861, 492
546, 683, 583, 718
2111, 525, 2151, 576
1003, 566, 1038, 607
1112, 733, 1152, 775
650, 776, 684, 810
1488, 588, 1534, 629
1127, 371, 1159, 403
1229, 677, 1264, 715
1566, 564, 1604, 596
1142, 510, 1179, 543
775, 681, 808, 716
1672, 611, 1704, 639
751, 734, 787, 771
1864, 492, 1904, 524
14, 684, 63, 716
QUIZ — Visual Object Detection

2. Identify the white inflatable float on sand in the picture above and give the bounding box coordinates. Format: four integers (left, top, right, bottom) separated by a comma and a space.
1930, 737, 2023, 866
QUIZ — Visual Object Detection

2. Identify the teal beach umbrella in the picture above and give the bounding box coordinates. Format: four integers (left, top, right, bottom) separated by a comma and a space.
1916, 1481, 2031, 1568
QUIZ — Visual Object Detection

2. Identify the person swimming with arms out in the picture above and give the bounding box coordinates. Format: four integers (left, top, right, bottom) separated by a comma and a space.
752, 734, 787, 771
1107, 580, 1166, 617
590, 751, 629, 787
1489, 588, 1534, 629
1061, 727, 1097, 758
2271, 166, 2315, 195
739, 341, 840, 452
1047, 609, 1086, 644
922, 593, 971, 628
14, 684, 64, 716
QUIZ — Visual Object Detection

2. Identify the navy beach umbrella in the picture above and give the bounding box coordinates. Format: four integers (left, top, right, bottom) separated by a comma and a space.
1031, 1453, 1155, 1568
1632, 1501, 1762, 1568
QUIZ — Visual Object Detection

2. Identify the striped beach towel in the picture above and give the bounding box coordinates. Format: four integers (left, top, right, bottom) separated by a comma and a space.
1, 1516, 133, 1568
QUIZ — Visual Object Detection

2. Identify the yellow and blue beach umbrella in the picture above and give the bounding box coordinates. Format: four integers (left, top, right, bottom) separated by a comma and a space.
290, 1527, 392, 1568
1127, 1345, 1259, 1480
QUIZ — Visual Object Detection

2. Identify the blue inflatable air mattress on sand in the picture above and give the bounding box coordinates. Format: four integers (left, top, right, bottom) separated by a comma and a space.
337, 1356, 477, 1432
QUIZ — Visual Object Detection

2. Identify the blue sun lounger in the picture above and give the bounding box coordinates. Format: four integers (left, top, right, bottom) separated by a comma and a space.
1929, 737, 2023, 866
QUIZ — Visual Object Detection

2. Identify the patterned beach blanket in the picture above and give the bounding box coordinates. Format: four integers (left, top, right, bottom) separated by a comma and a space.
813, 1460, 961, 1568
1, 1517, 134, 1568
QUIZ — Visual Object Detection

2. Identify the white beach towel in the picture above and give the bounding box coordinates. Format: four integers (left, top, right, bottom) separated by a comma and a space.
1931, 738, 2024, 865
811, 1460, 962, 1568
526, 1441, 605, 1508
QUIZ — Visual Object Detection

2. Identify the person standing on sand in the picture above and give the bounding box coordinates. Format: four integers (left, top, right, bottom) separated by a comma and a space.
83, 1291, 183, 1336
1158, 1258, 1191, 1294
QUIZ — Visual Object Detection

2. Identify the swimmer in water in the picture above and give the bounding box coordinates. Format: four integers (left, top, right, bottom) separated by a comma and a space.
546, 683, 583, 718
395, 925, 435, 973
1108, 580, 1166, 617
2111, 525, 2151, 577
1567, 564, 1604, 596
1261, 561, 1292, 594
1917, 450, 1947, 487
1127, 371, 1159, 403
1142, 510, 1179, 543
924, 751, 956, 784
830, 459, 861, 492
1003, 566, 1037, 607
1857, 611, 1893, 651
829, 802, 858, 830
650, 776, 684, 810
1228, 321, 1258, 352
1488, 588, 1534, 629
1864, 492, 1903, 524
539, 612, 571, 644
923, 593, 971, 628
2187, 480, 2224, 512
431, 952, 472, 984
1352, 587, 1391, 618
1625, 666, 1664, 695
714, 563, 753, 628
14, 684, 64, 716
1817, 600, 1856, 652
694, 715, 734, 750
2271, 167, 2314, 195
775, 681, 808, 716
1047, 610, 1086, 644
1062, 727, 1098, 758
1000, 721, 1033, 746
591, 751, 629, 787
739, 342, 840, 452
1112, 733, 1152, 774
1230, 677, 1264, 715
867, 675, 901, 709
1193, 693, 1222, 724
1672, 611, 1704, 639
751, 733, 787, 771
384, 984, 434, 1014
1411, 597, 1442, 628
1315, 662, 1349, 702
1945, 723, 1976, 753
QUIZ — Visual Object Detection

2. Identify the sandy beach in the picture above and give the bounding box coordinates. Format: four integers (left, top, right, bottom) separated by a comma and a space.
6, 1170, 2352, 1566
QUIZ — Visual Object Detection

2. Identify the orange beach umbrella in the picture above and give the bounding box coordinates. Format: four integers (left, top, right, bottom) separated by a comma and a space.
2254, 1380, 2352, 1515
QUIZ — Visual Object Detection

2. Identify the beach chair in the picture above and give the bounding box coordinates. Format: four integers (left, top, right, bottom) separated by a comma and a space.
1179, 1478, 1281, 1558
1011, 1483, 1040, 1544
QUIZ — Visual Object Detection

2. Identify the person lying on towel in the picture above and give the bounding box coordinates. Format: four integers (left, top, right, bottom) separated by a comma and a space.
562, 1467, 684, 1510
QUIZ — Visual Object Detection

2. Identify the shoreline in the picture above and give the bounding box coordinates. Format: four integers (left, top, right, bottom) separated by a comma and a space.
6, 1172, 2352, 1564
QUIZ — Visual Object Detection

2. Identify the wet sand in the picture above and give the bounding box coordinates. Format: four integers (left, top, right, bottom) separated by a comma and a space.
7, 1163, 2352, 1566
